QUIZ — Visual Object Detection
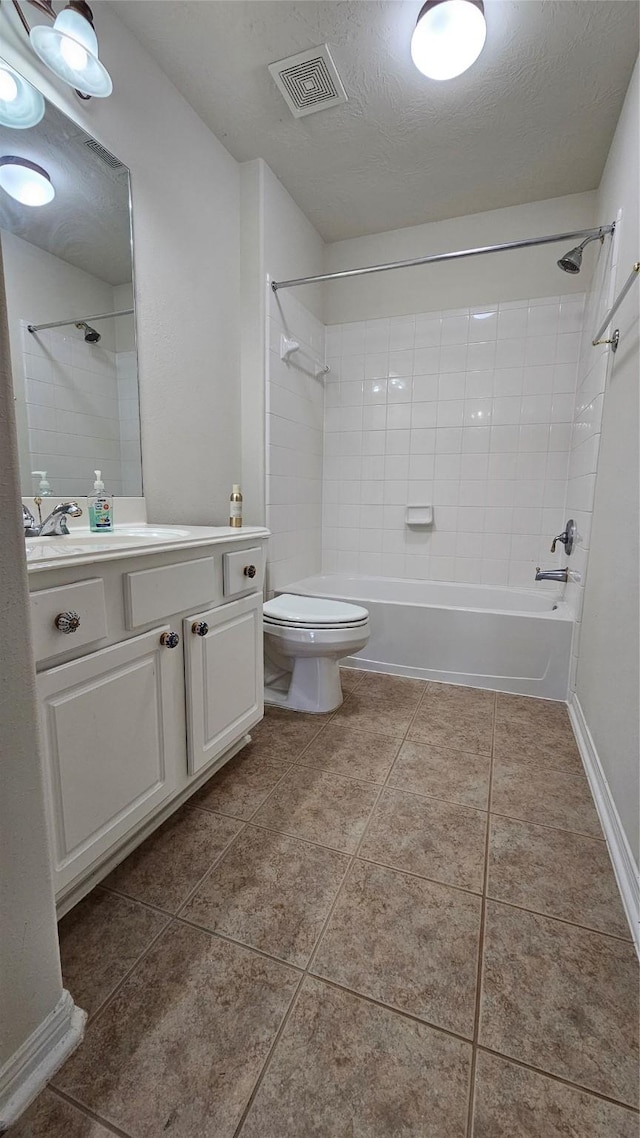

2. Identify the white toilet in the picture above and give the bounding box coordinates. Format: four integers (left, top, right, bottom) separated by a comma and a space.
263, 593, 370, 713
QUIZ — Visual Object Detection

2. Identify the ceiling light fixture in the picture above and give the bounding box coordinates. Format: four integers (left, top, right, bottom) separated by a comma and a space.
0, 155, 55, 205
411, 0, 487, 81
10, 0, 112, 100
0, 62, 45, 127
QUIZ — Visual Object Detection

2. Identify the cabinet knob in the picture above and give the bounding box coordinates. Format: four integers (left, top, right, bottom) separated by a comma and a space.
55, 610, 81, 634
192, 621, 209, 637
244, 564, 257, 578
160, 631, 180, 649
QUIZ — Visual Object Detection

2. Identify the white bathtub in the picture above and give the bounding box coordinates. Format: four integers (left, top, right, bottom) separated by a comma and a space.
282, 574, 574, 700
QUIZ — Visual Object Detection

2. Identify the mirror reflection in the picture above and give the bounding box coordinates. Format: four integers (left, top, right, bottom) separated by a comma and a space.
0, 66, 141, 498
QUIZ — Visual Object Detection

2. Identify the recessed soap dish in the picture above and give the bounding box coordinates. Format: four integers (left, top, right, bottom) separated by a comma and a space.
405, 505, 433, 527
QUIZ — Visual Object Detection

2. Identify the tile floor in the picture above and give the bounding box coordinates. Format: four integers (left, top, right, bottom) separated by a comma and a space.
10, 672, 639, 1138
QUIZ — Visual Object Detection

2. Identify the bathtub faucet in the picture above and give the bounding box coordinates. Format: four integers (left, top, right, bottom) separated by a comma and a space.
535, 566, 569, 583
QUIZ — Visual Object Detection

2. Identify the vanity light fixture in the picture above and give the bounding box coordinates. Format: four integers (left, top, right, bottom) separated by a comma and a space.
411, 0, 487, 81
0, 62, 45, 127
0, 154, 55, 205
10, 0, 112, 99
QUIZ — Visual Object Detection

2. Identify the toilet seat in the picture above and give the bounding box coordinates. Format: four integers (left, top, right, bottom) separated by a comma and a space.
264, 593, 369, 630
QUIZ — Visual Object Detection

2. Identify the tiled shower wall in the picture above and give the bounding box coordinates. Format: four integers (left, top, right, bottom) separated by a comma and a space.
266, 289, 325, 592
322, 294, 585, 587
22, 322, 141, 498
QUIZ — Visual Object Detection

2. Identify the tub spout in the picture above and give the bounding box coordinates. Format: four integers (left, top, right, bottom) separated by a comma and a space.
535, 566, 569, 583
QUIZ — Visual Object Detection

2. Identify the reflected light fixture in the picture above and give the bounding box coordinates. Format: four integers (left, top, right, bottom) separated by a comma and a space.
411, 0, 487, 81
0, 63, 45, 128
0, 155, 55, 205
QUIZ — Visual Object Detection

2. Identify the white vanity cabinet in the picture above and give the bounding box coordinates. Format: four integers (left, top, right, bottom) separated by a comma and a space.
28, 529, 268, 910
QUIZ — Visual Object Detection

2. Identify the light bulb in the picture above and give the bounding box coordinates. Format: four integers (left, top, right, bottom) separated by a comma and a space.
0, 69, 18, 102
411, 0, 487, 81
60, 37, 88, 72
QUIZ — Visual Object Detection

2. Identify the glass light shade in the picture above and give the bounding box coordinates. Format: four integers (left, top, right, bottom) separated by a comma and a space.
0, 64, 45, 129
411, 0, 487, 81
0, 156, 55, 206
30, 7, 113, 98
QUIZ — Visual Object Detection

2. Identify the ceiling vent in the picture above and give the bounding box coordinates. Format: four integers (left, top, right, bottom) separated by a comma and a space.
268, 45, 347, 119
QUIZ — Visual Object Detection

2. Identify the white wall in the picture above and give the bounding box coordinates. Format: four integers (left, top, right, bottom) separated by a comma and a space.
1, 0, 242, 525
323, 293, 583, 586
324, 192, 597, 324
575, 59, 639, 865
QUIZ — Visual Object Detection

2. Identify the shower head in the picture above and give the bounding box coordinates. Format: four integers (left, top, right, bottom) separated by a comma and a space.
557, 229, 607, 275
76, 321, 101, 344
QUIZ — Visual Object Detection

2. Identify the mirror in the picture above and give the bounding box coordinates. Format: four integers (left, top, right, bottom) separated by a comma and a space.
0, 64, 141, 498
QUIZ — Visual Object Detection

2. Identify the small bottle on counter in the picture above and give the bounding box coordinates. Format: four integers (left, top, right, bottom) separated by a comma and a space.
229, 484, 243, 528
88, 470, 114, 532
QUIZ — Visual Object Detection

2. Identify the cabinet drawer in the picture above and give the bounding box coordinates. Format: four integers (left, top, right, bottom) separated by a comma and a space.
222, 546, 264, 598
30, 578, 107, 663
124, 557, 216, 629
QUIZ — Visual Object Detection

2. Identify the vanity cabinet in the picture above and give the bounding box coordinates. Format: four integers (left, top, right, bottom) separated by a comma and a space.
28, 529, 268, 911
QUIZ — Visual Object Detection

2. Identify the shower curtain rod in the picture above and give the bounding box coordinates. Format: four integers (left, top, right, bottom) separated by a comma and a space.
28, 308, 134, 333
270, 224, 615, 292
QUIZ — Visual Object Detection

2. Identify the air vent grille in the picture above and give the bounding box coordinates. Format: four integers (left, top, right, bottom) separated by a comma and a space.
83, 138, 126, 171
268, 45, 347, 118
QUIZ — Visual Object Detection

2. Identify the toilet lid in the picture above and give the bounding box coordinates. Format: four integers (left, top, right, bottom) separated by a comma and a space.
264, 593, 369, 627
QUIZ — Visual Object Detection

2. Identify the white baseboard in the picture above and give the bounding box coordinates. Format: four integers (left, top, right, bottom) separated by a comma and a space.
568, 694, 639, 954
0, 990, 86, 1130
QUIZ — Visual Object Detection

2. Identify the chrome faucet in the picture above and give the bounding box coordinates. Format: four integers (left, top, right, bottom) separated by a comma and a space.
535, 566, 569, 583
24, 501, 83, 537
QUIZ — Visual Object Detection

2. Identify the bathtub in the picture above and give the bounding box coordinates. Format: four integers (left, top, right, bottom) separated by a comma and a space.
282, 574, 574, 700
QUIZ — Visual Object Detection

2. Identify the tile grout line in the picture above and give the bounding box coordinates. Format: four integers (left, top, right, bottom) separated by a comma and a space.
473, 1045, 640, 1114
466, 690, 497, 1138
49, 1087, 134, 1137
231, 679, 429, 1137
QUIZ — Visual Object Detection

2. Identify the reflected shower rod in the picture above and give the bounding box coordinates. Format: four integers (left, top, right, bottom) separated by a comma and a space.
270, 225, 615, 292
28, 308, 134, 333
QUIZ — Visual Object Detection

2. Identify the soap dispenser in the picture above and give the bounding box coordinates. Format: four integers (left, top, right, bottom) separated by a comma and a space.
88, 470, 113, 532
32, 470, 52, 496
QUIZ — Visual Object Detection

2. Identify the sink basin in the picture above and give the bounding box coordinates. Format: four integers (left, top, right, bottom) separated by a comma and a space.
26, 525, 191, 547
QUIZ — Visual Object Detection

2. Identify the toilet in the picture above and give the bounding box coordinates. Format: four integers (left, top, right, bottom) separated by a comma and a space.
263, 593, 370, 713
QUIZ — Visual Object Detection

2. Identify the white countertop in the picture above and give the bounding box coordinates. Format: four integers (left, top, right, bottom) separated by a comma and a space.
26, 524, 270, 573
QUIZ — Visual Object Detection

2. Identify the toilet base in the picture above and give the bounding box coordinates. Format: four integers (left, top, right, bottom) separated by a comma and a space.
264, 655, 344, 714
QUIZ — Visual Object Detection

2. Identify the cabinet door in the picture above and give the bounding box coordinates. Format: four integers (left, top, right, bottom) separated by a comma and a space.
38, 625, 183, 894
184, 593, 263, 775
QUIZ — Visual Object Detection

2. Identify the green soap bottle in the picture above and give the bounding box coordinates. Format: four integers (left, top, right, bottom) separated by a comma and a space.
88, 470, 113, 532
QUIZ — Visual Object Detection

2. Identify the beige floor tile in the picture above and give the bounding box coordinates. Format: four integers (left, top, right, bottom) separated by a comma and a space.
480, 901, 640, 1105
249, 706, 327, 760
495, 693, 572, 730
488, 815, 631, 937
360, 788, 487, 892
389, 740, 491, 809
493, 719, 583, 774
102, 806, 241, 912
472, 1051, 639, 1138
55, 922, 299, 1138
59, 889, 169, 1017
339, 666, 364, 693
240, 977, 472, 1138
312, 859, 481, 1037
409, 705, 493, 755
191, 747, 291, 819
424, 683, 496, 713
183, 825, 349, 966
491, 755, 602, 837
252, 766, 379, 852
298, 723, 401, 783
330, 692, 416, 738
354, 671, 428, 707
8, 1091, 117, 1137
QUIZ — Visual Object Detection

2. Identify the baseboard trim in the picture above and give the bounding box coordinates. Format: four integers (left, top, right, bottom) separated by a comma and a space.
0, 990, 86, 1130
568, 694, 639, 954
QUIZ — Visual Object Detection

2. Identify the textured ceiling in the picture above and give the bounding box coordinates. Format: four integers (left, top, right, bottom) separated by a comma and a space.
113, 0, 639, 243
0, 97, 132, 285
